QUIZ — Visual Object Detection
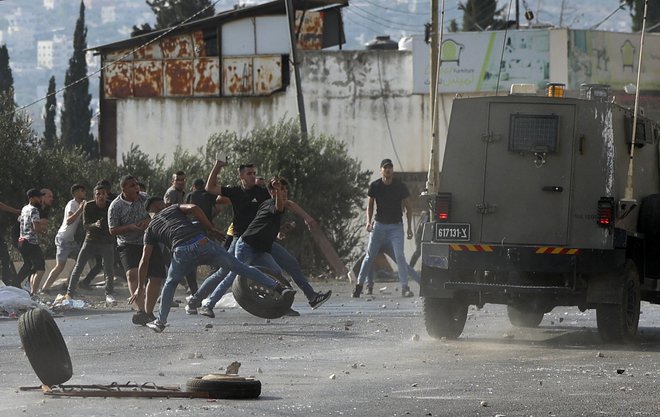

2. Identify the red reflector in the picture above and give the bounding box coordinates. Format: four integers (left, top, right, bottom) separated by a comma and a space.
435, 193, 452, 222
597, 197, 614, 227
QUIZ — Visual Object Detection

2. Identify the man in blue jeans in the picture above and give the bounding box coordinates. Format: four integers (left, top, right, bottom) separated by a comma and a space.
185, 160, 331, 318
132, 197, 295, 333
353, 158, 416, 298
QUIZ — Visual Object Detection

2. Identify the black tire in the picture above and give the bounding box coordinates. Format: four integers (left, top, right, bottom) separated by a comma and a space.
423, 297, 468, 339
17, 308, 73, 386
186, 374, 261, 399
507, 304, 544, 328
596, 260, 641, 343
638, 194, 660, 238
232, 267, 294, 319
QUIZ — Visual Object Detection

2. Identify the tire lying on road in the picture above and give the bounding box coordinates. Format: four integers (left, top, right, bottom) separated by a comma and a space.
232, 267, 294, 319
186, 374, 261, 399
18, 308, 73, 386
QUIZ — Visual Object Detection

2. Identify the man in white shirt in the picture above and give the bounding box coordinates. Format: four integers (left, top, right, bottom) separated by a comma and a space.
40, 184, 87, 293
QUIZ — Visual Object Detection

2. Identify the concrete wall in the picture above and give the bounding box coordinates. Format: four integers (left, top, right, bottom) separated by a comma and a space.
115, 49, 438, 175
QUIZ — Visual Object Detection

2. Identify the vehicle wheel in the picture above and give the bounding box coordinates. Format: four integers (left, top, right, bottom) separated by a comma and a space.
17, 308, 73, 386
232, 267, 294, 319
596, 260, 640, 343
507, 304, 544, 328
186, 374, 261, 399
423, 297, 468, 339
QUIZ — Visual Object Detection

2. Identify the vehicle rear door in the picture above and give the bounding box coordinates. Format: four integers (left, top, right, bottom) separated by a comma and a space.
481, 101, 576, 245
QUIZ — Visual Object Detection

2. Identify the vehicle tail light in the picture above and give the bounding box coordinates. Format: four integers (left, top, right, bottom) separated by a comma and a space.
597, 197, 614, 226
435, 193, 451, 222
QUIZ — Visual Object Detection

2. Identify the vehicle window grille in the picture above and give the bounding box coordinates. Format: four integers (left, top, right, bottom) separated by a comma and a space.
509, 114, 559, 153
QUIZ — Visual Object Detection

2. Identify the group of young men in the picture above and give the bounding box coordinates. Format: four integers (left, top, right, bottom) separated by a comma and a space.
0, 159, 333, 333
0, 155, 421, 331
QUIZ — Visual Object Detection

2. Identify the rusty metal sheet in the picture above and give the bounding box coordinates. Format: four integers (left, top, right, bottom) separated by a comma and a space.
133, 60, 163, 97
222, 57, 253, 96
193, 57, 220, 96
105, 48, 134, 62
164, 60, 193, 96
253, 55, 282, 95
103, 60, 133, 98
296, 10, 323, 50
192, 30, 207, 57
161, 34, 194, 59
133, 42, 162, 60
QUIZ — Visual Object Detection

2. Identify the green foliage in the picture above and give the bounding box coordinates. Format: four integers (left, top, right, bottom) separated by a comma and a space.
461, 0, 499, 31
449, 19, 459, 33
118, 144, 166, 196
206, 119, 372, 273
146, 0, 216, 30
60, 1, 96, 158
625, 1, 660, 32
43, 76, 57, 149
0, 44, 15, 112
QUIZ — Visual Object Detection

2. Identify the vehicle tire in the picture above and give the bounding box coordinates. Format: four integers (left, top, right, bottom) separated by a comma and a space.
507, 304, 544, 328
186, 374, 261, 399
638, 194, 660, 238
17, 308, 73, 386
596, 260, 640, 343
423, 297, 468, 339
232, 267, 294, 319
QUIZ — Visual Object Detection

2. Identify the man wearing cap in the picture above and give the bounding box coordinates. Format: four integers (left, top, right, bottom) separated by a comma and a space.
17, 189, 49, 294
135, 196, 295, 332
353, 159, 416, 298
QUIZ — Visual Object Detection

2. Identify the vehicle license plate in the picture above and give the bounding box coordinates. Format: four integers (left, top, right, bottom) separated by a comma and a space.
434, 223, 470, 241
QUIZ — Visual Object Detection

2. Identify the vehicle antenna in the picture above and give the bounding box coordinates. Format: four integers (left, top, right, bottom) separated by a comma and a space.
624, 0, 648, 201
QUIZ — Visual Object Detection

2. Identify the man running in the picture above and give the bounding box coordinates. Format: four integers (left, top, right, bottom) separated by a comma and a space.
135, 197, 295, 332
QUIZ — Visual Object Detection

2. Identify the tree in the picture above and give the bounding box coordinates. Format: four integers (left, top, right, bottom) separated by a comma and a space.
625, 1, 660, 32
460, 0, 498, 31
0, 44, 15, 112
146, 0, 216, 30
206, 119, 371, 273
60, 1, 96, 157
43, 76, 57, 149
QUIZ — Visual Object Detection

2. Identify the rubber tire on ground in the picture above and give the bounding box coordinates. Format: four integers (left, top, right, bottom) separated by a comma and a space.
423, 297, 468, 339
186, 374, 261, 399
507, 304, 544, 328
596, 260, 641, 343
232, 267, 294, 319
17, 308, 73, 386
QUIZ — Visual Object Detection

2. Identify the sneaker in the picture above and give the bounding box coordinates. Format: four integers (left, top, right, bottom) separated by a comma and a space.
185, 304, 198, 315
200, 306, 215, 318
401, 286, 415, 298
365, 286, 373, 296
146, 320, 166, 333
132, 310, 151, 326
309, 290, 332, 309
284, 308, 300, 317
105, 294, 117, 305
187, 296, 202, 309
147, 312, 157, 322
352, 284, 363, 298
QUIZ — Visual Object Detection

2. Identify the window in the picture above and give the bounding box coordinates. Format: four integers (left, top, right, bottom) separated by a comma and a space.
509, 114, 559, 153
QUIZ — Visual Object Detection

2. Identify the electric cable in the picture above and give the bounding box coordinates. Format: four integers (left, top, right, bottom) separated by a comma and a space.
358, 0, 431, 16
2, 0, 224, 119
346, 8, 423, 33
352, 4, 426, 30
375, 52, 403, 170
343, 13, 384, 35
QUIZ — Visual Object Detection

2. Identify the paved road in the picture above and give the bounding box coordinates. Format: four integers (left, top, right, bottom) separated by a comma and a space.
2, 280, 660, 417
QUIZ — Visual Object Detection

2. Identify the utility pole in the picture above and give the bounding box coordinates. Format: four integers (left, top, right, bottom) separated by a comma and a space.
425, 0, 440, 194
285, 0, 308, 136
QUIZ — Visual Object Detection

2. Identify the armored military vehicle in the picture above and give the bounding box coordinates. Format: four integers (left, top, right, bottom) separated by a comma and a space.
420, 85, 660, 342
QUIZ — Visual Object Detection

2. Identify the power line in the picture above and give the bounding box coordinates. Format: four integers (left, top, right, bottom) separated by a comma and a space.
352, 4, 426, 30
343, 12, 383, 36
358, 0, 431, 17
3, 0, 224, 119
